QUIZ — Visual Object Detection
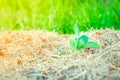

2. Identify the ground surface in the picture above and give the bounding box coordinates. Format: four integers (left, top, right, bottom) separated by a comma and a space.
0, 29, 120, 80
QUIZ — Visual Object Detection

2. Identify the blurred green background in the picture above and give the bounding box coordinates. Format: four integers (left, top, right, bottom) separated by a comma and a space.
0, 0, 120, 34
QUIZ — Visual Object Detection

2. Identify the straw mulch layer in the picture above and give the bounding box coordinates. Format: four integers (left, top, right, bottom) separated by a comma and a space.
0, 29, 120, 80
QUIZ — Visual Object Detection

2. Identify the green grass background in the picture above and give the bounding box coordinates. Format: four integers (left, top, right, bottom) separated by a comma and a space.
0, 0, 120, 34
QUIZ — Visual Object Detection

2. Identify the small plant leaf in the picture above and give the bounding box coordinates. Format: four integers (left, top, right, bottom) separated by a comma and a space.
80, 35, 88, 43
60, 50, 68, 56
84, 41, 100, 49
70, 38, 77, 50
74, 24, 80, 36
77, 38, 85, 50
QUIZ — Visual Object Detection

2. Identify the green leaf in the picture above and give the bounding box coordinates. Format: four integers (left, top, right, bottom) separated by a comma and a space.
84, 41, 100, 49
74, 24, 80, 36
80, 35, 88, 43
77, 38, 85, 50
60, 50, 66, 56
69, 38, 77, 50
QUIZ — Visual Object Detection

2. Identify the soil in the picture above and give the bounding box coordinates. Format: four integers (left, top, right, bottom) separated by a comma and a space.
0, 29, 120, 80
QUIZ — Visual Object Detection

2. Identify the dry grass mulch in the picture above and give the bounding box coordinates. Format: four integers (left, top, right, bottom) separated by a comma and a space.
0, 29, 120, 80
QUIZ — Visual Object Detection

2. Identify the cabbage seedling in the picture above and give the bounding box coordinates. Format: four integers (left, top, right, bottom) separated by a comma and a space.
60, 24, 100, 56
70, 24, 100, 51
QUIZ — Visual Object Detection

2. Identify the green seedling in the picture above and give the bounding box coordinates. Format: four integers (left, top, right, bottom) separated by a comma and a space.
70, 24, 100, 50
60, 24, 100, 56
